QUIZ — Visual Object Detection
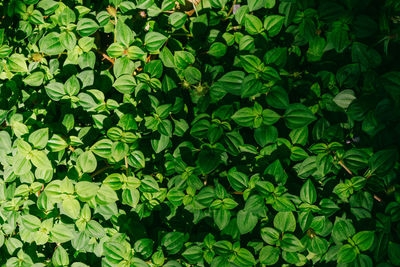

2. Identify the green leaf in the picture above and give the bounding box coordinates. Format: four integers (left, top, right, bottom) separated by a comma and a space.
107, 43, 125, 57
307, 36, 326, 62
337, 244, 357, 263
0, 131, 12, 152
45, 82, 65, 101
210, 0, 228, 8
39, 32, 64, 55
254, 125, 278, 147
21, 214, 41, 231
182, 246, 203, 264
52, 246, 69, 267
389, 242, 400, 266
113, 75, 137, 94
128, 150, 146, 169
264, 159, 287, 184
217, 71, 245, 95
213, 208, 230, 230
197, 149, 220, 174
104, 241, 129, 263
232, 107, 256, 127
261, 227, 280, 245
60, 31, 77, 51
208, 42, 227, 58
266, 86, 289, 109
327, 27, 350, 53
241, 75, 263, 98
140, 175, 160, 193
29, 128, 49, 149
332, 218, 356, 242
96, 184, 118, 204
23, 71, 45, 86
281, 233, 303, 252
245, 14, 264, 35
259, 246, 280, 265
368, 149, 398, 176
116, 21, 134, 47
237, 210, 258, 234
169, 12, 187, 28
77, 18, 99, 37
86, 220, 106, 239
248, 0, 268, 11
282, 251, 307, 265
300, 179, 317, 204
264, 15, 284, 37
7, 54, 28, 73
62, 198, 81, 219
233, 248, 256, 266
122, 188, 139, 207
381, 72, 400, 101
333, 89, 356, 109
13, 154, 32, 175
50, 224, 74, 243
31, 150, 52, 170
310, 236, 329, 255
64, 75, 80, 96
48, 134, 68, 151
262, 109, 281, 125
273, 211, 296, 233
184, 66, 202, 84
78, 151, 97, 173
162, 232, 185, 255
227, 168, 248, 191
151, 134, 170, 153
91, 139, 113, 158
58, 7, 76, 25
352, 231, 374, 251
111, 141, 128, 162
240, 55, 262, 73
284, 104, 316, 129
76, 181, 99, 201
213, 240, 232, 255
145, 32, 168, 52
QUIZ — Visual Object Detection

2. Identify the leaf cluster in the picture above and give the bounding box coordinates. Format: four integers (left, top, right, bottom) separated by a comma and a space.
0, 0, 400, 266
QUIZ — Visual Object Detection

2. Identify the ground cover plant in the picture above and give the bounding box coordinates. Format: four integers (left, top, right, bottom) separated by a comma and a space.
0, 0, 400, 266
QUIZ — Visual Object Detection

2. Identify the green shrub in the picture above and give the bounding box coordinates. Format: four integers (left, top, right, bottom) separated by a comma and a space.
1, 0, 400, 266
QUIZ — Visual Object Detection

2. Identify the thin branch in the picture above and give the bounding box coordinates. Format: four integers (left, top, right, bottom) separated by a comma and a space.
185, 10, 196, 16
124, 156, 129, 176
338, 160, 353, 175
146, 54, 152, 63
192, 0, 199, 16
96, 50, 114, 64
91, 164, 111, 178
223, 0, 237, 20
373, 194, 382, 202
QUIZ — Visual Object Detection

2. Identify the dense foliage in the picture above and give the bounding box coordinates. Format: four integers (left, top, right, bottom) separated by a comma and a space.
1, 0, 400, 266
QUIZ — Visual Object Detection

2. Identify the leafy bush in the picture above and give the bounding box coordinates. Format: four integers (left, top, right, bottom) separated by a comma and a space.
1, 0, 400, 266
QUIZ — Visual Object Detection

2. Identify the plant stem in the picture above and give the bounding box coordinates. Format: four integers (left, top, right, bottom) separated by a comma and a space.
338, 160, 353, 175
96, 50, 114, 64
91, 164, 111, 178
224, 0, 237, 20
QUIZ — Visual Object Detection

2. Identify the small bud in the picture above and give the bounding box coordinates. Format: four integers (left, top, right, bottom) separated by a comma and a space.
32, 53, 43, 62
233, 4, 241, 14
139, 11, 147, 19
106, 6, 117, 17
